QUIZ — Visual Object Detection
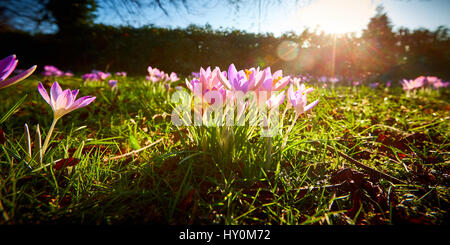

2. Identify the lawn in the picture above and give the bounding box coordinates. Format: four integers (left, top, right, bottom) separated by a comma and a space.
0, 72, 448, 225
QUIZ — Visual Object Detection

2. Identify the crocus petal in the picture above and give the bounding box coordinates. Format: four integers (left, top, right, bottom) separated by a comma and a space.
304, 99, 319, 112
267, 91, 285, 109
217, 67, 231, 90
38, 82, 51, 105
50, 81, 63, 106
273, 76, 290, 90
0, 55, 17, 80
0, 65, 36, 89
55, 89, 72, 110
70, 96, 96, 110
71, 89, 79, 98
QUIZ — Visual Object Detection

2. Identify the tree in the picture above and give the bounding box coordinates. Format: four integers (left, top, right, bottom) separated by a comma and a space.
46, 0, 98, 34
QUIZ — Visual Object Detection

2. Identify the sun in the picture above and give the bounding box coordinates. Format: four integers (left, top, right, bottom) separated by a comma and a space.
296, 0, 377, 34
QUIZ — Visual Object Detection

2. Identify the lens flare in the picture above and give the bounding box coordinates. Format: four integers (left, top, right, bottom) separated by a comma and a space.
276, 40, 299, 61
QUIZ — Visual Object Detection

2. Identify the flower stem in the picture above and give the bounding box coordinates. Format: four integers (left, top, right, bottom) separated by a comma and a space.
265, 135, 272, 169
41, 117, 58, 162
281, 113, 300, 149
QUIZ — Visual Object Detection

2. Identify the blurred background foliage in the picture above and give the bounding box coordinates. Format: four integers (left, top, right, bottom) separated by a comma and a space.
0, 0, 449, 81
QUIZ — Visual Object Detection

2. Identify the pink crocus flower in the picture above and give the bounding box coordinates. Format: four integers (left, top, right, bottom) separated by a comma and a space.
259, 67, 290, 92
168, 72, 179, 82
42, 65, 64, 77
287, 83, 319, 115
96, 71, 110, 80
147, 66, 164, 82
115, 72, 127, 77
329, 77, 339, 83
401, 77, 424, 90
186, 67, 227, 104
38, 81, 96, 120
266, 91, 286, 110
217, 64, 267, 93
0, 54, 36, 90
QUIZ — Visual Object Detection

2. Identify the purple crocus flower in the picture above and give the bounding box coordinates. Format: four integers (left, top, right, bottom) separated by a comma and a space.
82, 73, 99, 82
108, 80, 118, 89
38, 81, 96, 120
287, 83, 319, 115
260, 67, 290, 92
38, 81, 96, 158
97, 71, 110, 80
217, 64, 267, 93
191, 72, 200, 78
0, 54, 36, 90
42, 65, 64, 77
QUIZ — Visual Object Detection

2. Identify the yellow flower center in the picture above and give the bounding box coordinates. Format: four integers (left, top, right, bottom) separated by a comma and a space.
273, 76, 282, 86
245, 69, 253, 80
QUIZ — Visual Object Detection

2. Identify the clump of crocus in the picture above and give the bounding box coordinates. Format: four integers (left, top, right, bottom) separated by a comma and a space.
147, 66, 165, 82
42, 65, 73, 77
401, 77, 424, 91
42, 65, 63, 77
38, 81, 96, 159
0, 54, 36, 90
115, 72, 127, 77
82, 70, 110, 82
423, 76, 449, 89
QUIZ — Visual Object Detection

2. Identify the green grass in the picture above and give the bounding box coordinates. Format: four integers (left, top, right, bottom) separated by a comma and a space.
0, 76, 448, 225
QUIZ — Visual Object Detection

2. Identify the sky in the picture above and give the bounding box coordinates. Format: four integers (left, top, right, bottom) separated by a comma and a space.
95, 0, 450, 37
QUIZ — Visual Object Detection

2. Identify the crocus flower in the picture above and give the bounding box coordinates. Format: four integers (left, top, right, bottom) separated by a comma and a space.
329, 77, 339, 83
115, 72, 127, 77
38, 81, 96, 157
168, 72, 179, 82
191, 72, 200, 78
401, 78, 424, 90
431, 79, 449, 89
147, 66, 165, 82
0, 54, 36, 90
287, 83, 319, 115
266, 91, 285, 110
38, 81, 96, 120
97, 71, 110, 80
108, 80, 118, 89
259, 67, 290, 92
186, 67, 227, 104
82, 73, 99, 82
42, 65, 64, 77
217, 64, 268, 94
